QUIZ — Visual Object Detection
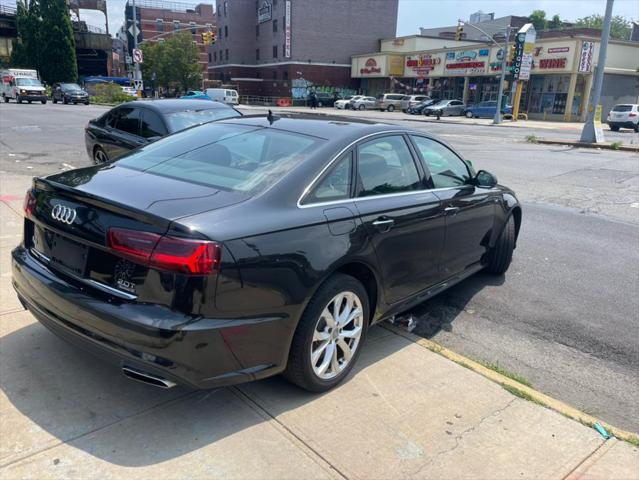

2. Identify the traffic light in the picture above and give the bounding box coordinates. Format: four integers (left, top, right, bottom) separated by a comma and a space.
455, 23, 464, 41
509, 44, 516, 62
202, 31, 215, 45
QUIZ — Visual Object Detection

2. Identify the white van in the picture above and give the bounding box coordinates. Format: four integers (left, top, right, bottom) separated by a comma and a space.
205, 88, 239, 105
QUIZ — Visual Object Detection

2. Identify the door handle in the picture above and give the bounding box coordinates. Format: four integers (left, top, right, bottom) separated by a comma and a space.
444, 206, 460, 216
372, 218, 395, 232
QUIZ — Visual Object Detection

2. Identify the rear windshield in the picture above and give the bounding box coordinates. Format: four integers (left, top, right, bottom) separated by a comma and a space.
612, 105, 633, 112
166, 108, 241, 131
116, 123, 323, 194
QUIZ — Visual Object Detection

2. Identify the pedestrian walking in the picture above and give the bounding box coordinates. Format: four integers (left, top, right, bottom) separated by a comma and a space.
309, 91, 317, 110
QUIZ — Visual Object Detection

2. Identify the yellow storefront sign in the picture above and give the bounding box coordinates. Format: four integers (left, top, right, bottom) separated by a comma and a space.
389, 55, 405, 76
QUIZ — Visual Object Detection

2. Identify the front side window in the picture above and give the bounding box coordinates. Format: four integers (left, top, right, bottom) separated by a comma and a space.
305, 152, 352, 204
357, 136, 421, 197
117, 124, 323, 194
411, 136, 470, 188
114, 107, 141, 136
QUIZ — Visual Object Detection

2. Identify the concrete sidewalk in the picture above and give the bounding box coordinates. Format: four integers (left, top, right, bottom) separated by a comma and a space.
1, 173, 638, 479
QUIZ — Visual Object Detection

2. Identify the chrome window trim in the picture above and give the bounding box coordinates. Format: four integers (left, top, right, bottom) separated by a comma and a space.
297, 130, 461, 209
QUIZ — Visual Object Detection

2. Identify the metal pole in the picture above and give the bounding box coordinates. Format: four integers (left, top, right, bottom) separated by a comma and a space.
580, 0, 614, 142
494, 25, 511, 124
131, 0, 141, 93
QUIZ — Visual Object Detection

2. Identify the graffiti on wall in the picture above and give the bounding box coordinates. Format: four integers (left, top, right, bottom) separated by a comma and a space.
291, 77, 356, 99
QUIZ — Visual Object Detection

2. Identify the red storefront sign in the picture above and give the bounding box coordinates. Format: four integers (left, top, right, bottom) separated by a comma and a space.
445, 61, 485, 70
537, 58, 567, 69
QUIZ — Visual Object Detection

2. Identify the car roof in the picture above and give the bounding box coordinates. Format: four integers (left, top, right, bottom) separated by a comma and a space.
217, 113, 404, 141
121, 99, 231, 113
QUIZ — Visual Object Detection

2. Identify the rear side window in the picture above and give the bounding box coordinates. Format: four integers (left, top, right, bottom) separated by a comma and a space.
115, 107, 141, 136
116, 123, 323, 194
411, 136, 470, 188
165, 108, 241, 132
304, 152, 352, 204
140, 110, 168, 138
357, 136, 421, 197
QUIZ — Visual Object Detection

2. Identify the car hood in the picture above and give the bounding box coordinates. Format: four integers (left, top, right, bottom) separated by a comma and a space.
19, 85, 45, 91
45, 163, 249, 221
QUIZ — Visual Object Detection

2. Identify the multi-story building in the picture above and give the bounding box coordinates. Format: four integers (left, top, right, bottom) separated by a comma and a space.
209, 0, 398, 98
124, 0, 215, 77
0, 3, 17, 65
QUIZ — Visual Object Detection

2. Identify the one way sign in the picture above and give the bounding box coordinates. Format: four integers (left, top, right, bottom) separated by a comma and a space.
132, 48, 143, 64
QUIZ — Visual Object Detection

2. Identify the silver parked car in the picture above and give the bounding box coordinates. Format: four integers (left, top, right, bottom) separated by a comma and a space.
351, 96, 378, 111
377, 93, 405, 112
400, 95, 430, 112
423, 99, 466, 117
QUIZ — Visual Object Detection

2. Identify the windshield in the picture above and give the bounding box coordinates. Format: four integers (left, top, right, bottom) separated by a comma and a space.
61, 83, 82, 91
16, 78, 42, 86
166, 108, 241, 132
612, 105, 633, 112
116, 123, 323, 194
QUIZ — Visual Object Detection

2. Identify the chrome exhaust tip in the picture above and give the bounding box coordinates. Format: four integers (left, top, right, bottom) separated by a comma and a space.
122, 366, 177, 389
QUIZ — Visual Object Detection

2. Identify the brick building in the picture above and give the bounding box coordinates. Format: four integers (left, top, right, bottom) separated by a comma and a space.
209, 0, 398, 99
124, 0, 215, 78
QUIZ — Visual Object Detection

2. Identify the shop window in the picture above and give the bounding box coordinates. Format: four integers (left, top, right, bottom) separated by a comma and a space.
528, 75, 570, 115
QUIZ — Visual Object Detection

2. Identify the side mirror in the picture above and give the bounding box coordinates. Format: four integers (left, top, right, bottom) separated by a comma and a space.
475, 170, 498, 188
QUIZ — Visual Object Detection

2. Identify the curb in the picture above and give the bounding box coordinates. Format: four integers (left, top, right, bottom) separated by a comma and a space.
536, 139, 639, 152
382, 323, 639, 445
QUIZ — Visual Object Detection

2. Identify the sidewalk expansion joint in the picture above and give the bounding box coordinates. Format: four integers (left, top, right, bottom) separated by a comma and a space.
231, 386, 349, 480
382, 323, 639, 445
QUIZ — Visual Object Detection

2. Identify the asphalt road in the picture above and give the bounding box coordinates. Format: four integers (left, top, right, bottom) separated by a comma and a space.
1, 101, 638, 432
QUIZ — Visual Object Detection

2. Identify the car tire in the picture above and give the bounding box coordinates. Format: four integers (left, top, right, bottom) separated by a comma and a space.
284, 273, 369, 392
387, 105, 395, 112
358, 105, 365, 111
85, 100, 90, 105
41, 99, 46, 104
53, 98, 58, 104
63, 97, 68, 105
486, 215, 515, 275
465, 111, 473, 118
28, 100, 32, 104
92, 146, 109, 165
610, 125, 619, 131
634, 124, 639, 133
17, 96, 22, 103
2, 95, 7, 103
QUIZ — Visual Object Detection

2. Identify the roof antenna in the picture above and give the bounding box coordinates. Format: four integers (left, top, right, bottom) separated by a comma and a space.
267, 109, 278, 125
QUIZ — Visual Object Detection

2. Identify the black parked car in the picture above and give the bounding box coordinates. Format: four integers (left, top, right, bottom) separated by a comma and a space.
13, 114, 521, 392
84, 99, 241, 164
52, 83, 90, 105
406, 99, 437, 115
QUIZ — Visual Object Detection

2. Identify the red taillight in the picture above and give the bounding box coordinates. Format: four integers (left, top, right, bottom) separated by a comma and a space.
107, 227, 220, 275
23, 189, 36, 218
629, 112, 637, 117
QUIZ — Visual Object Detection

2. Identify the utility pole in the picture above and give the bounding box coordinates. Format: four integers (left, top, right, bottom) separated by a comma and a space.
580, 0, 614, 142
131, 0, 141, 95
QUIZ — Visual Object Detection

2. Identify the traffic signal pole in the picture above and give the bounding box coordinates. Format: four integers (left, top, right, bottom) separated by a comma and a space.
580, 0, 614, 143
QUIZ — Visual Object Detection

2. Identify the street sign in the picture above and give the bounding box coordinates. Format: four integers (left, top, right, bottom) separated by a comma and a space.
125, 55, 132, 64
513, 24, 536, 81
128, 24, 140, 38
594, 104, 605, 143
133, 48, 143, 64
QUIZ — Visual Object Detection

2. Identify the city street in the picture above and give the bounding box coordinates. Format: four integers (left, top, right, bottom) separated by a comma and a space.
1, 100, 638, 438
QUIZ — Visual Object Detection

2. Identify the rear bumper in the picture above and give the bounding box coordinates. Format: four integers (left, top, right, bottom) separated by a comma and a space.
607, 120, 637, 128
12, 245, 289, 389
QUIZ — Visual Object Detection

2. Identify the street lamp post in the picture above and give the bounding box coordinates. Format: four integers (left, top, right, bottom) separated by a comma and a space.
580, 0, 614, 143
457, 20, 511, 125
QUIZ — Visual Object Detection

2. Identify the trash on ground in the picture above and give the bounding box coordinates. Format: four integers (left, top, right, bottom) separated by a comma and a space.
593, 422, 611, 439
389, 314, 417, 332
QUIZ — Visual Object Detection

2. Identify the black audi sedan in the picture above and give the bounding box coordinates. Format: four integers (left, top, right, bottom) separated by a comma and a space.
84, 99, 241, 164
13, 114, 521, 392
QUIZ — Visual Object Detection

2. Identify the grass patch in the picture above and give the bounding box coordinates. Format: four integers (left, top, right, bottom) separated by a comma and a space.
477, 360, 533, 387
627, 435, 639, 447
525, 134, 539, 144
610, 141, 622, 150
501, 384, 545, 407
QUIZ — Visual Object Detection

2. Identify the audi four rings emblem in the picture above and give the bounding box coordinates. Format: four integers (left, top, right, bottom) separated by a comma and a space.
51, 204, 77, 225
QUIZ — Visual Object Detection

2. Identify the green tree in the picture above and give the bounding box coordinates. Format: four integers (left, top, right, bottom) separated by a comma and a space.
10, 0, 43, 70
529, 10, 547, 31
39, 0, 77, 83
575, 14, 632, 40
548, 14, 563, 30
140, 32, 201, 94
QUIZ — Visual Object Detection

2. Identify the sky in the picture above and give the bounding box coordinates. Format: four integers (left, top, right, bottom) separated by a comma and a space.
6, 0, 639, 38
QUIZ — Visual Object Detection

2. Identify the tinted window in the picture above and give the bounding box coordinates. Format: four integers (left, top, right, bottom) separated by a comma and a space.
165, 108, 241, 132
357, 136, 421, 197
114, 107, 141, 136
450, 101, 463, 106
140, 110, 168, 138
612, 105, 633, 112
411, 136, 470, 188
117, 124, 322, 194
305, 152, 352, 204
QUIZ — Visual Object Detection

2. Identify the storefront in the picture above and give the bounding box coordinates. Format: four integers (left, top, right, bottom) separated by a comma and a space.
352, 34, 639, 121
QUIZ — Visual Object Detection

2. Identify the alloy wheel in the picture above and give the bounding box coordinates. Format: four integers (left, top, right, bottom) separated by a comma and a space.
310, 291, 364, 380
93, 148, 108, 164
